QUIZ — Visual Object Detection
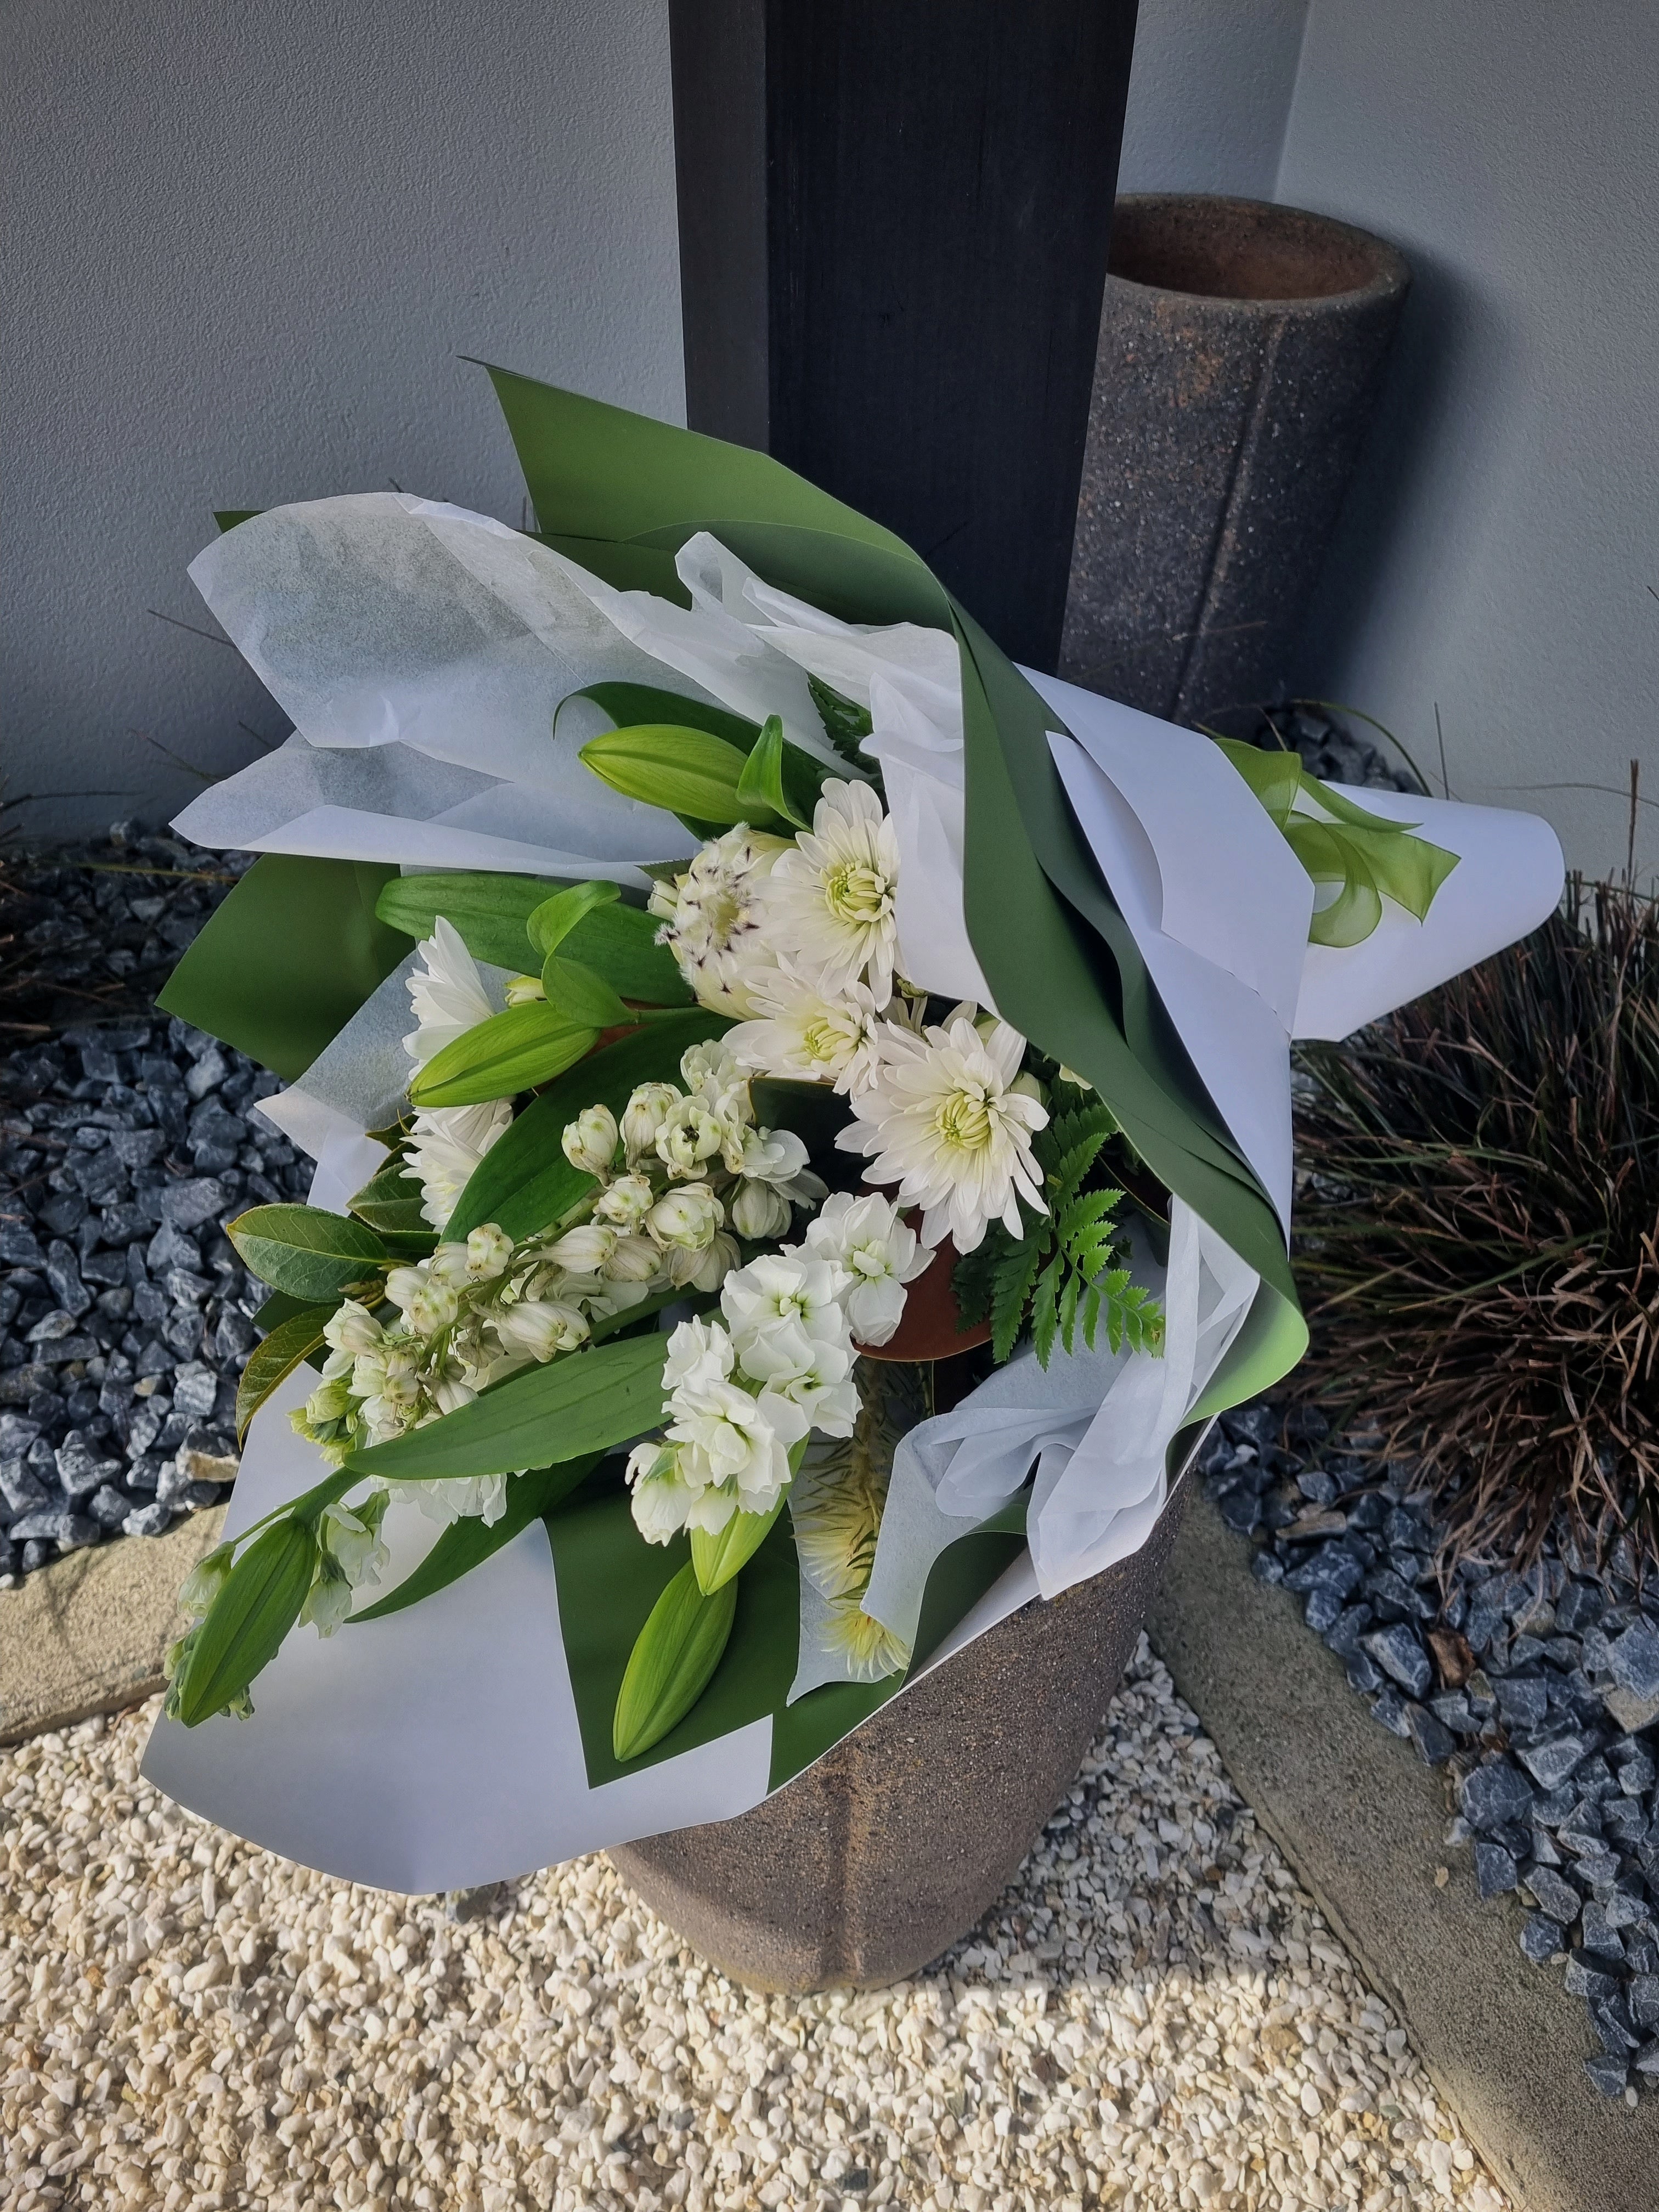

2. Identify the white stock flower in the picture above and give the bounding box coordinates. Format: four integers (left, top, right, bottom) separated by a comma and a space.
403, 918, 496, 1068
837, 1009, 1048, 1253
491, 1299, 589, 1361
627, 1442, 698, 1543
729, 1178, 792, 1242
401, 1101, 512, 1233
646, 1182, 724, 1252
620, 1082, 680, 1163
662, 1315, 734, 1397
803, 1190, 930, 1346
739, 1125, 825, 1203
654, 823, 791, 1015
720, 1250, 850, 1356
594, 1171, 655, 1229
667, 1376, 804, 1507
725, 964, 884, 1094
764, 779, 899, 1007
733, 1316, 859, 1437
562, 1104, 620, 1178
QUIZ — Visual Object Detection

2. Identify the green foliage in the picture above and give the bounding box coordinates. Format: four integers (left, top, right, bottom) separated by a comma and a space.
234, 1302, 337, 1442
808, 673, 873, 766
375, 871, 689, 1004
227, 1205, 387, 1302
167, 1519, 319, 1727
407, 1001, 599, 1107
953, 1092, 1164, 1367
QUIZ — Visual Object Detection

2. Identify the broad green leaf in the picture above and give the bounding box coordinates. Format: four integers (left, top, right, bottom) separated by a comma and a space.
376, 873, 690, 1004
171, 1519, 318, 1726
539, 952, 631, 1029
561, 680, 762, 752
580, 725, 782, 829
347, 1153, 433, 1245
349, 1454, 601, 1624
159, 855, 407, 1082
255, 1286, 337, 1332
444, 1009, 731, 1243
345, 1334, 669, 1483
690, 1474, 795, 1594
526, 878, 619, 957
228, 1206, 387, 1302
408, 1003, 599, 1107
235, 1303, 336, 1442
612, 1560, 739, 1762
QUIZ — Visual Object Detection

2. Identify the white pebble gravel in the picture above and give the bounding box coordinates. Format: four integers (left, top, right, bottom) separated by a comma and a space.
1, 1636, 1508, 2211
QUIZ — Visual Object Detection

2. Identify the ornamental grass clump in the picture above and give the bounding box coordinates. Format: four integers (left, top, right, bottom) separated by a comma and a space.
1293, 877, 1659, 1570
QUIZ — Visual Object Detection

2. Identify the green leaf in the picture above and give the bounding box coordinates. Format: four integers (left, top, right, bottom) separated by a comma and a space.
1030, 1256, 1062, 1369
562, 681, 761, 753
734, 715, 806, 828
347, 1154, 432, 1243
171, 1518, 318, 1726
539, 952, 632, 1029
579, 724, 782, 830
525, 878, 620, 957
990, 1222, 1048, 1365
1057, 1267, 1082, 1357
254, 1286, 337, 1332
228, 1206, 387, 1301
444, 1009, 731, 1243
235, 1303, 337, 1442
345, 1334, 669, 1483
807, 672, 874, 768
158, 855, 408, 1082
612, 1560, 740, 1762
375, 872, 690, 1005
349, 1454, 601, 1624
407, 1002, 600, 1107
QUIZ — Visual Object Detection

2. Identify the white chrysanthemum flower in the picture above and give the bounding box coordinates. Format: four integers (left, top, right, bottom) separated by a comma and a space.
837, 1010, 1048, 1253
725, 963, 884, 1094
803, 1190, 931, 1346
403, 917, 496, 1068
654, 824, 791, 1015
823, 1599, 911, 1683
401, 1100, 512, 1233
720, 1250, 850, 1357
764, 780, 899, 1007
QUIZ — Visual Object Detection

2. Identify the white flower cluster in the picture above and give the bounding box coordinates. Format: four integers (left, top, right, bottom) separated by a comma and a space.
399, 921, 511, 1230
654, 778, 1052, 1255
625, 1191, 926, 1544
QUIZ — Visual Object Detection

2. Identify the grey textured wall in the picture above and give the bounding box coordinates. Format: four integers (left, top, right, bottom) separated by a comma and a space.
2, 0, 684, 833
1278, 0, 1659, 879
1117, 0, 1308, 199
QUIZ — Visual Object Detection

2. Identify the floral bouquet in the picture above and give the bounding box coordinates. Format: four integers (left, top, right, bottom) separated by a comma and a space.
141, 370, 1563, 1890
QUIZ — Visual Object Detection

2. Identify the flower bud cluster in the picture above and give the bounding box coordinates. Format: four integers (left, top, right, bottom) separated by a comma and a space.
624, 1190, 919, 1546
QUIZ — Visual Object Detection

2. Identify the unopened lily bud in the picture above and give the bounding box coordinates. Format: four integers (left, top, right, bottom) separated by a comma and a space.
505, 972, 547, 1005
464, 1223, 514, 1281
323, 1299, 383, 1356
562, 1103, 620, 1178
646, 1182, 724, 1252
730, 1178, 792, 1242
545, 1223, 617, 1273
602, 1233, 661, 1282
594, 1171, 654, 1230
621, 1081, 680, 1162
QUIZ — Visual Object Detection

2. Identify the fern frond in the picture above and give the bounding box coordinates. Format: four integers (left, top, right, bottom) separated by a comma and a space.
990, 1227, 1048, 1364
1030, 1256, 1062, 1367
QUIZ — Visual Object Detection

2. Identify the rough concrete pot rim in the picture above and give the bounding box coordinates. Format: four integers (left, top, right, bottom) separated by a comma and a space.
1108, 191, 1410, 320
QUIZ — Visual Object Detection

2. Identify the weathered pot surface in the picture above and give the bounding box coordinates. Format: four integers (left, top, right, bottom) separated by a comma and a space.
610, 1478, 1189, 1991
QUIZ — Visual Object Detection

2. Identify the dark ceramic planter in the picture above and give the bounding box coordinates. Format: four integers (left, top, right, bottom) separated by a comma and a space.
1060, 193, 1410, 731
610, 1478, 1189, 1991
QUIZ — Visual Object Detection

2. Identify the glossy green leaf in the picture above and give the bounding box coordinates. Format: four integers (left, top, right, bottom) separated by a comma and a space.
579, 725, 778, 828
235, 1303, 337, 1443
525, 878, 619, 957
349, 1454, 601, 1624
345, 1333, 669, 1483
228, 1206, 387, 1301
612, 1561, 739, 1762
407, 1003, 599, 1107
444, 1009, 731, 1243
171, 1519, 318, 1726
539, 952, 632, 1029
375, 872, 690, 1004
347, 1153, 432, 1240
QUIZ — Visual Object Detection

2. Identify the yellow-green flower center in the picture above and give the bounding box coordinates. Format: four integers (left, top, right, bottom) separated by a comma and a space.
823, 860, 889, 926
935, 1088, 992, 1153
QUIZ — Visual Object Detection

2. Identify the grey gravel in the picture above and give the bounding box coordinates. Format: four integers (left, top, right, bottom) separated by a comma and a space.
0, 832, 312, 1590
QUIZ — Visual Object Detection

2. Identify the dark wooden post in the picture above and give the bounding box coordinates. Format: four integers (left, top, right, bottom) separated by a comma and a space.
669, 0, 1139, 672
